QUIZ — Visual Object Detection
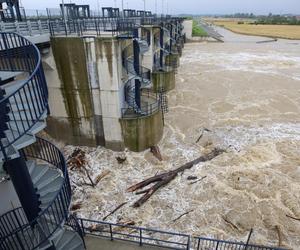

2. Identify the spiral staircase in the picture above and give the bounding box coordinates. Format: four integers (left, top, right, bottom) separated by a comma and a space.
122, 27, 161, 117
0, 32, 84, 250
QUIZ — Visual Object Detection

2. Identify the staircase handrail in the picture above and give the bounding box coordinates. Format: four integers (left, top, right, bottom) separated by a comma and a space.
0, 32, 48, 160
0, 137, 71, 250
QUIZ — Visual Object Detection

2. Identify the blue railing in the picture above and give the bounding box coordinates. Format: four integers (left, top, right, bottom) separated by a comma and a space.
48, 16, 184, 37
121, 34, 161, 118
78, 218, 191, 250
0, 32, 48, 160
0, 137, 71, 250
66, 214, 86, 248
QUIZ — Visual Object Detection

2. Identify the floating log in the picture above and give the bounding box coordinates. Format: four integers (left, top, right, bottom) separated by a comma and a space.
150, 146, 163, 161
127, 148, 225, 207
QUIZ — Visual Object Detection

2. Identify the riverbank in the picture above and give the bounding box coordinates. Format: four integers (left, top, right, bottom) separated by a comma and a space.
210, 19, 300, 40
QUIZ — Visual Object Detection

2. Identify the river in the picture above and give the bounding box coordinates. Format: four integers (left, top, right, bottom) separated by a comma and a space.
66, 28, 300, 249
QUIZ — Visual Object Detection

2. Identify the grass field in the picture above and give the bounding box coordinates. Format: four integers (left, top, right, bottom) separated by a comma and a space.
192, 20, 208, 37
211, 19, 300, 40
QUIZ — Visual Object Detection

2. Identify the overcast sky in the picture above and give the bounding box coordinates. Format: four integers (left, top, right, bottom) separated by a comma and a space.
20, 0, 300, 15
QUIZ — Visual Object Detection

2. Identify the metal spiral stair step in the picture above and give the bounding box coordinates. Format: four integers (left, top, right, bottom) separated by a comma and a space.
0, 71, 24, 85
7, 120, 47, 135
8, 109, 47, 121
26, 161, 64, 209
2, 130, 36, 150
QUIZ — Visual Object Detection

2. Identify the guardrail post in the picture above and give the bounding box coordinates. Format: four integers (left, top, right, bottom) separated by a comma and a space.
244, 228, 253, 250
139, 228, 143, 246
80, 219, 85, 236
0, 21, 5, 32
187, 236, 190, 250
27, 21, 32, 36
38, 20, 43, 34
109, 224, 113, 241
15, 21, 20, 34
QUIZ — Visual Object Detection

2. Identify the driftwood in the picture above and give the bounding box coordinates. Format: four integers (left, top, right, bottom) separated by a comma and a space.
103, 202, 128, 221
116, 156, 127, 164
286, 214, 300, 221
127, 148, 225, 207
71, 203, 82, 211
172, 210, 194, 222
187, 176, 198, 180
275, 225, 283, 247
222, 216, 239, 231
83, 166, 96, 187
196, 128, 212, 143
94, 170, 110, 185
67, 148, 86, 170
189, 176, 207, 185
150, 146, 163, 161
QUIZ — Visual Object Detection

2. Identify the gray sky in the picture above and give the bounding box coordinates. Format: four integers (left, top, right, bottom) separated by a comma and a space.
20, 0, 300, 15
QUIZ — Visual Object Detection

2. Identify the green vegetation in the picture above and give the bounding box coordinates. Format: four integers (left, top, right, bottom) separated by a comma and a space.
220, 13, 300, 25
254, 14, 300, 25
192, 20, 208, 37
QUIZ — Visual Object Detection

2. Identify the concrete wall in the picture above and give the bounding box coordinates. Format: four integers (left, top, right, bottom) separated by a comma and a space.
120, 109, 164, 152
166, 53, 180, 68
152, 68, 175, 92
45, 37, 130, 150
45, 37, 98, 146
183, 20, 193, 40
44, 32, 166, 152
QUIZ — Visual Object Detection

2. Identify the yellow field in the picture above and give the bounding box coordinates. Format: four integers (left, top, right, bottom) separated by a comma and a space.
210, 19, 300, 40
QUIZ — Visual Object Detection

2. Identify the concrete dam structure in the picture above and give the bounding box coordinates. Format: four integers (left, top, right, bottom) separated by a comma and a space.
42, 14, 187, 152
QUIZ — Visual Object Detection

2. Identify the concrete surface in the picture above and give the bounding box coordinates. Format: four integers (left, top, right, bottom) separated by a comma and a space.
85, 236, 171, 250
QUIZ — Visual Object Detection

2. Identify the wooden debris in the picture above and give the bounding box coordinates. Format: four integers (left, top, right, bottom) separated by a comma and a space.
195, 132, 204, 143
150, 146, 163, 161
187, 176, 198, 180
94, 170, 110, 185
275, 225, 283, 247
196, 128, 212, 143
172, 210, 194, 222
116, 156, 127, 164
71, 203, 82, 211
222, 216, 239, 231
67, 148, 87, 170
88, 224, 105, 232
84, 165, 96, 187
189, 176, 207, 185
103, 202, 128, 221
286, 214, 300, 221
127, 148, 225, 207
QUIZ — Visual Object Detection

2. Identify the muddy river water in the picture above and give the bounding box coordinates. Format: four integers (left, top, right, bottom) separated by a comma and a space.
65, 28, 300, 249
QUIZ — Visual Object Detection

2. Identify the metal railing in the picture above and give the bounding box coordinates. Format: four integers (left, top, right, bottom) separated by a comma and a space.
78, 218, 190, 250
0, 32, 48, 160
66, 214, 86, 248
0, 21, 50, 35
0, 137, 71, 250
122, 37, 162, 118
195, 237, 286, 250
122, 88, 161, 117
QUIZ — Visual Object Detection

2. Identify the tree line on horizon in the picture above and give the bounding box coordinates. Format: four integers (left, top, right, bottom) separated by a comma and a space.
221, 13, 300, 25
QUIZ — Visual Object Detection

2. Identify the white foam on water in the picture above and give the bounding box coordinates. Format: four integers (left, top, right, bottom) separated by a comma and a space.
214, 122, 300, 151
182, 50, 300, 81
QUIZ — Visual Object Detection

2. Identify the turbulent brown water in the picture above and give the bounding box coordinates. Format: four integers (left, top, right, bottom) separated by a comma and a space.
64, 29, 300, 249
